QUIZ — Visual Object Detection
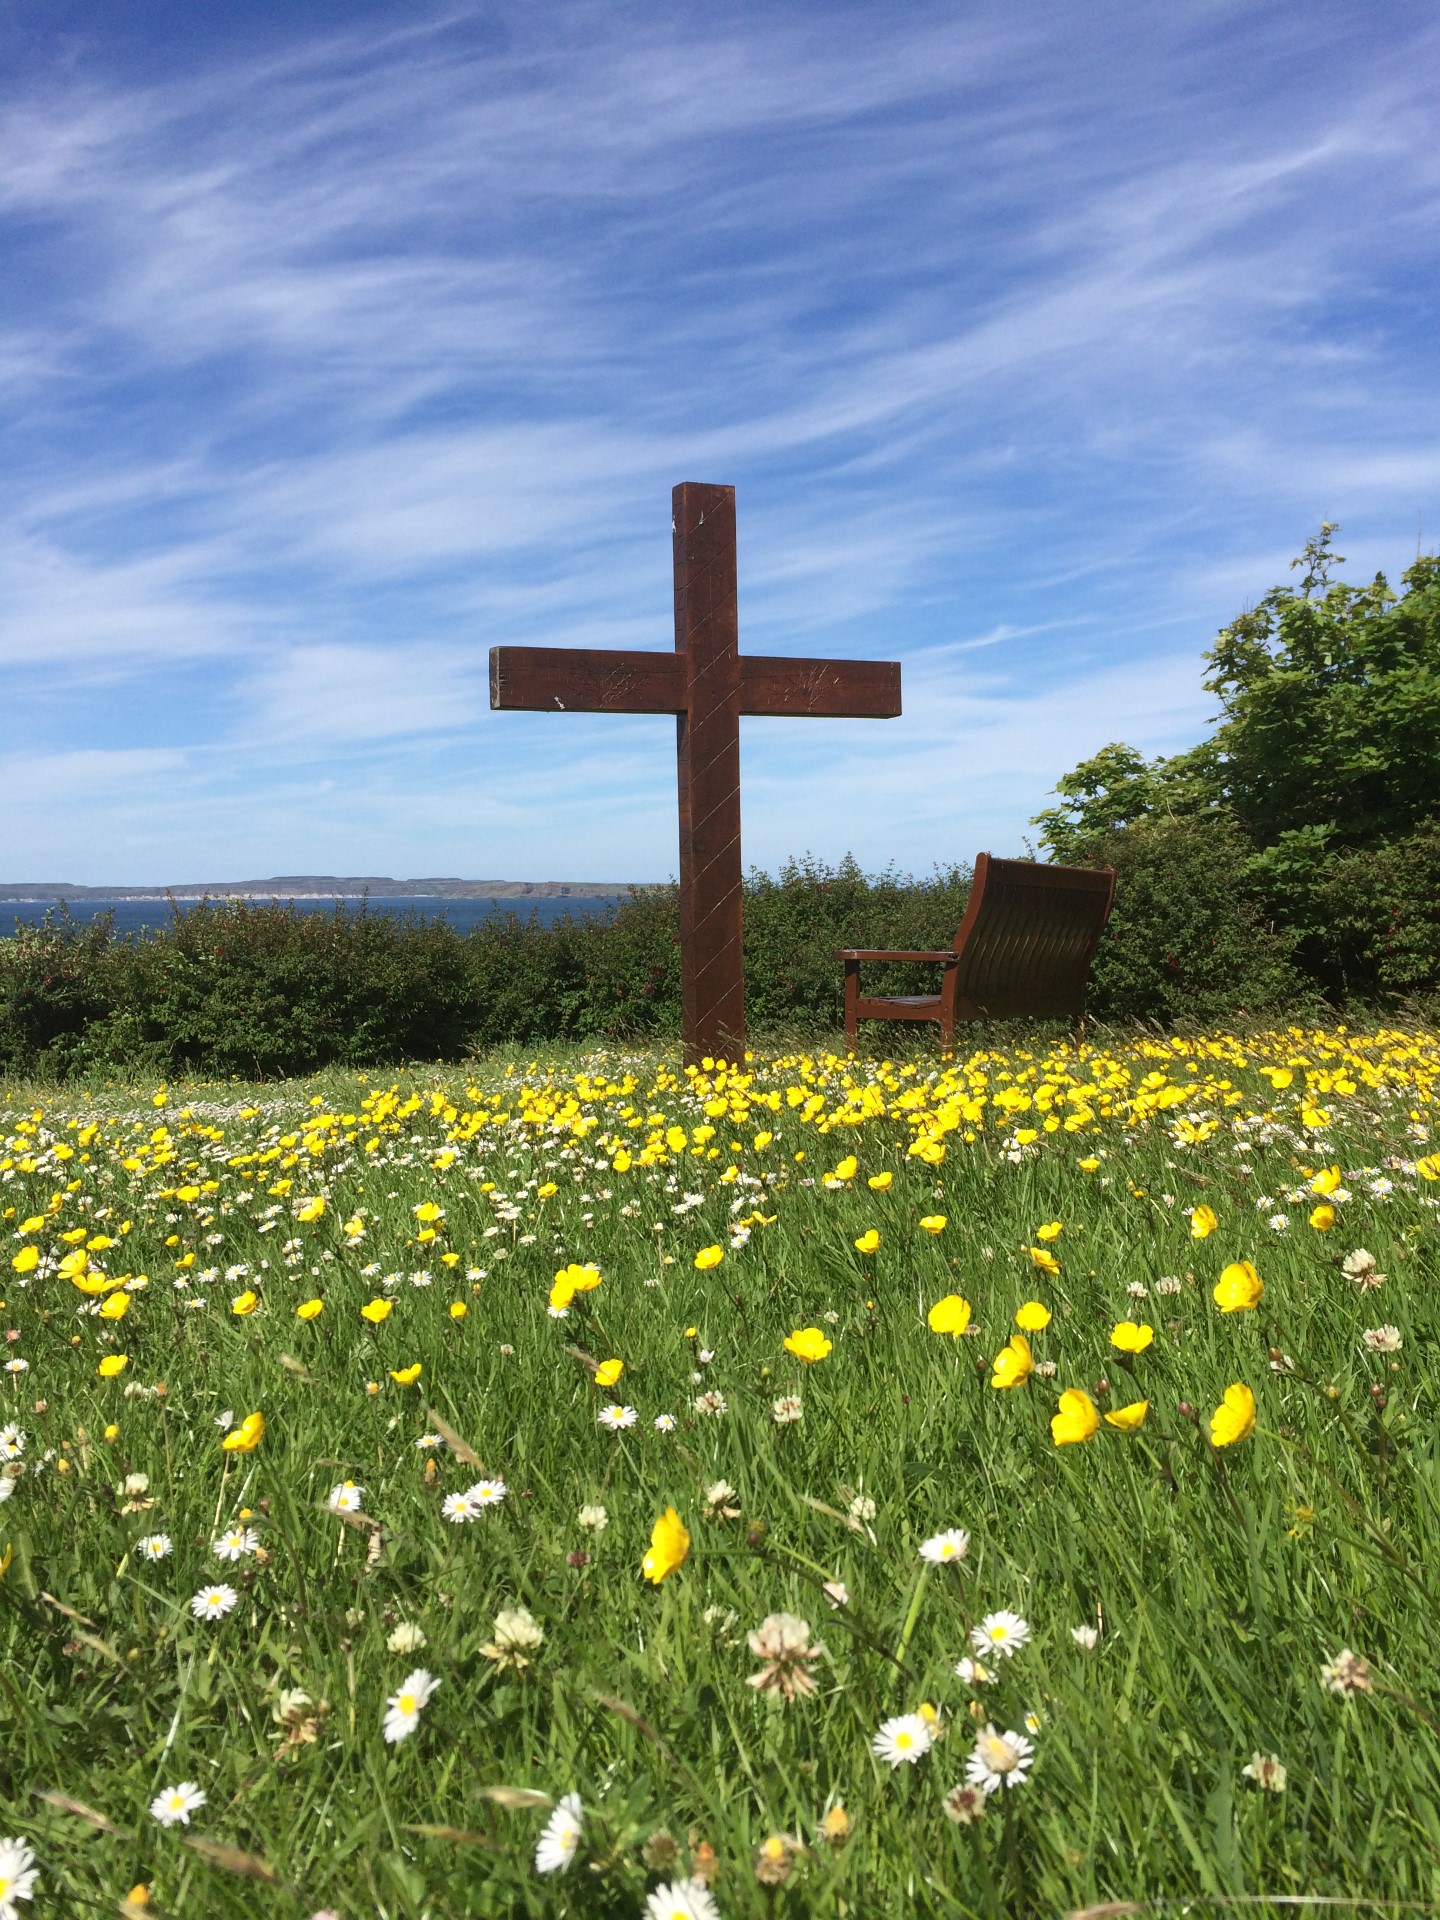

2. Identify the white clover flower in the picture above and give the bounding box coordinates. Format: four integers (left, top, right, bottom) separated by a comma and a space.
387, 1622, 428, 1654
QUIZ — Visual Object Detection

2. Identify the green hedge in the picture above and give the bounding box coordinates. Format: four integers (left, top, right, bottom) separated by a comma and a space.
4, 826, 1433, 1081
0, 859, 974, 1079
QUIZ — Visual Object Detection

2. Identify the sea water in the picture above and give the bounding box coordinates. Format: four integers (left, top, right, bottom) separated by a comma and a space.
2, 895, 629, 939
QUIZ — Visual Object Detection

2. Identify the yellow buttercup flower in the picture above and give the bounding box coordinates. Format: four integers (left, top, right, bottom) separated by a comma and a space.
222, 1410, 265, 1453
612, 1149, 633, 1172
449, 1300, 467, 1319
833, 1156, 858, 1182
784, 1326, 833, 1364
389, 1364, 423, 1386
1035, 1221, 1063, 1242
1213, 1261, 1263, 1312
1309, 1204, 1336, 1231
537, 1183, 558, 1199
1109, 1321, 1153, 1354
642, 1506, 690, 1584
1309, 1165, 1342, 1195
595, 1358, 624, 1387
927, 1294, 972, 1337
853, 1229, 881, 1255
1416, 1151, 1440, 1181
1015, 1301, 1051, 1332
1104, 1400, 1149, 1431
97, 1354, 129, 1378
1190, 1204, 1218, 1239
918, 1215, 948, 1235
231, 1290, 258, 1316
360, 1297, 393, 1324
1050, 1388, 1100, 1445
694, 1246, 724, 1271
98, 1291, 131, 1321
296, 1298, 323, 1320
867, 1171, 893, 1191
1028, 1246, 1061, 1277
1077, 1157, 1101, 1172
990, 1333, 1033, 1390
1209, 1383, 1256, 1448
555, 1262, 602, 1296
57, 1248, 90, 1281
10, 1246, 38, 1274
295, 1197, 325, 1223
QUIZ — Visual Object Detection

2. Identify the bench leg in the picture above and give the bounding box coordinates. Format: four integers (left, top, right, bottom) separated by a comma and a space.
844, 961, 859, 1050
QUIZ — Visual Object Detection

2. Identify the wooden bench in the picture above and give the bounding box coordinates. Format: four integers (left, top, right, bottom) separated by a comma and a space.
838, 853, 1116, 1050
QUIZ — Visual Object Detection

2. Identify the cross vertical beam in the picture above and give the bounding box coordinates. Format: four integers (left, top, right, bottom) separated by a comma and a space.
673, 482, 745, 1063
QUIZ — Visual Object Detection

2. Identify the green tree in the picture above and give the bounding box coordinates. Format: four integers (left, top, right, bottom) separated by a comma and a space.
1036, 526, 1440, 863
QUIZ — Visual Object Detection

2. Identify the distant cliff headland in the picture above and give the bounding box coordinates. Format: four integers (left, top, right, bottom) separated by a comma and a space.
0, 877, 642, 902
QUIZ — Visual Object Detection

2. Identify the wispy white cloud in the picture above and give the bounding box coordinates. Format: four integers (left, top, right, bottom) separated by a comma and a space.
1, 0, 1436, 881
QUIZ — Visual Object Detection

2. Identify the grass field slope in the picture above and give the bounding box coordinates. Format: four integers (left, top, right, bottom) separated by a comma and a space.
2, 1026, 1439, 1917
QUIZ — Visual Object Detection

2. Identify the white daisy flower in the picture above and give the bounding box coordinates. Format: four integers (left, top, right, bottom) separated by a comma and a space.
2, 1359, 27, 1374
965, 1723, 1034, 1793
871, 1712, 933, 1768
597, 1405, 637, 1430
653, 1413, 677, 1432
0, 1834, 38, 1911
382, 1667, 439, 1744
0, 1474, 16, 1506
644, 1877, 721, 1920
150, 1781, 207, 1826
919, 1528, 970, 1565
414, 1433, 443, 1450
970, 1611, 1029, 1658
212, 1526, 260, 1562
137, 1533, 173, 1561
0, 1426, 25, 1461
328, 1481, 365, 1513
441, 1489, 481, 1524
534, 1792, 583, 1874
954, 1657, 992, 1684
1071, 1625, 1099, 1650
189, 1583, 239, 1621
469, 1478, 507, 1507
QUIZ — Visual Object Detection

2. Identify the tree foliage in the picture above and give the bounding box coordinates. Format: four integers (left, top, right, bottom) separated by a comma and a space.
1034, 526, 1440, 1006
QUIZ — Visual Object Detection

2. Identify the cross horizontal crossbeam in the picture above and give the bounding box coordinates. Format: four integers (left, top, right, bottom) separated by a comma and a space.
490, 646, 901, 718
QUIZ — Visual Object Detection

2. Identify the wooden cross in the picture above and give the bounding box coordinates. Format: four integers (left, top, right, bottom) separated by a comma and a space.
490, 482, 902, 1065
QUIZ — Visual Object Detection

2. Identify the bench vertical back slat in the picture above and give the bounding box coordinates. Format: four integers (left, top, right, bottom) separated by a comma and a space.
949, 854, 1115, 1020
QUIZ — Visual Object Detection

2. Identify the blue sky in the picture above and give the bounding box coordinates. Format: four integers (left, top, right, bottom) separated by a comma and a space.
2, 0, 1437, 886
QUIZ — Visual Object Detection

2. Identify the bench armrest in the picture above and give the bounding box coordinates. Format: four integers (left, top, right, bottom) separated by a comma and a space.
836, 949, 955, 963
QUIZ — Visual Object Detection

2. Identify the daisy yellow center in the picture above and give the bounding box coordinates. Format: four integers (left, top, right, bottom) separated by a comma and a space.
0, 1874, 12, 1895
981, 1735, 1017, 1771
988, 1625, 1007, 1641
398, 1692, 417, 1714
940, 1543, 956, 1558
895, 1730, 914, 1750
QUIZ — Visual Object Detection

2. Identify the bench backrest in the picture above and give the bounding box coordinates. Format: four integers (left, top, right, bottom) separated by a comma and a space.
949, 854, 1115, 1019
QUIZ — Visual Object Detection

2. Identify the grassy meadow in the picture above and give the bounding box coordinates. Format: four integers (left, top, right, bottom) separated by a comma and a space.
2, 1026, 1439, 1918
